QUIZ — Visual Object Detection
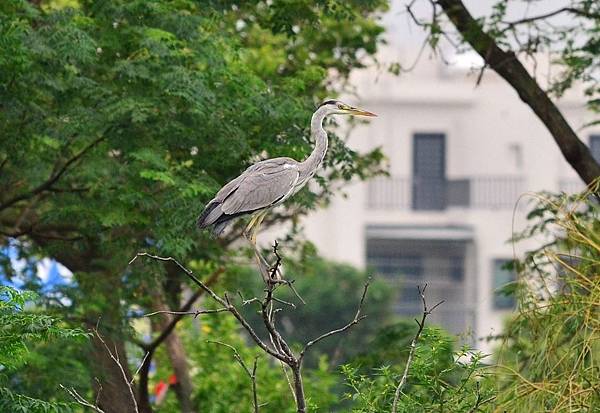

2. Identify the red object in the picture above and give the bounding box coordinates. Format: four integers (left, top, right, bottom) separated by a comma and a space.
168, 374, 178, 385
154, 380, 167, 398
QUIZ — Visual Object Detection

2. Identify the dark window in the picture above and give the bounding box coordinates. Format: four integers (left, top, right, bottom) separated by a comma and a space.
492, 259, 516, 309
590, 135, 600, 163
412, 133, 446, 210
449, 256, 464, 281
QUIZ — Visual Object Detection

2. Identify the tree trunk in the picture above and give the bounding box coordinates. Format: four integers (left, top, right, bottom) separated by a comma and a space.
30, 238, 140, 413
91, 333, 138, 413
437, 0, 600, 188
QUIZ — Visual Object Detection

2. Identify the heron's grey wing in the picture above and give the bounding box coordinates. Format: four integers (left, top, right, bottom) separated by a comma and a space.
197, 158, 299, 231
220, 159, 300, 214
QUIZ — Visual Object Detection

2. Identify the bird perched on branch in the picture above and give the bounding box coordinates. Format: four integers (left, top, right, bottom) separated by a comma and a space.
197, 99, 376, 274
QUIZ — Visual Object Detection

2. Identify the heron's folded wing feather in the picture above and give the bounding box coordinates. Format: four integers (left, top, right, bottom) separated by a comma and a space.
220, 160, 299, 214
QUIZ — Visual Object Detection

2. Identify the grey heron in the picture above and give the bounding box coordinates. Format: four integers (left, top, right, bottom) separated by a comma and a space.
197, 99, 376, 274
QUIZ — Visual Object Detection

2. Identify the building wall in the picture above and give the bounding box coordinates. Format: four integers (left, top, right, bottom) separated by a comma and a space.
298, 12, 599, 352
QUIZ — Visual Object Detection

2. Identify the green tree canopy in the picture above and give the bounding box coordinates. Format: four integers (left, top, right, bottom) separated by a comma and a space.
0, 0, 387, 411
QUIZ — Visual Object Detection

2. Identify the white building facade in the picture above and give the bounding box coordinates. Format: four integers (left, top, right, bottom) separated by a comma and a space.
300, 6, 600, 352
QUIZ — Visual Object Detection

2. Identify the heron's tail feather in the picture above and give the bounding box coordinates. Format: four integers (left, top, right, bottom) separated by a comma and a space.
197, 201, 241, 237
197, 201, 222, 229
211, 220, 230, 237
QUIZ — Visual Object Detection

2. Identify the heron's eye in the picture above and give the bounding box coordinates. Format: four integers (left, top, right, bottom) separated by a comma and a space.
337, 104, 344, 109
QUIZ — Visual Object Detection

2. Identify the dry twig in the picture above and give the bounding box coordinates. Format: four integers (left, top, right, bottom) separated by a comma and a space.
60, 384, 106, 413
93, 329, 139, 413
208, 340, 260, 413
391, 284, 444, 413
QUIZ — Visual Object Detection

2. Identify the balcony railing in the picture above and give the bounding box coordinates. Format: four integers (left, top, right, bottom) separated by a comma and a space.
367, 176, 525, 210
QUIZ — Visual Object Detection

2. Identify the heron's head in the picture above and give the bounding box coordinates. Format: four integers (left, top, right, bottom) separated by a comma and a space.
318, 99, 377, 117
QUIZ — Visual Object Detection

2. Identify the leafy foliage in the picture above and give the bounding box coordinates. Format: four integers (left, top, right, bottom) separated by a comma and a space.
401, 1, 600, 126
494, 185, 600, 411
0, 286, 87, 369
341, 326, 494, 412
0, 286, 87, 413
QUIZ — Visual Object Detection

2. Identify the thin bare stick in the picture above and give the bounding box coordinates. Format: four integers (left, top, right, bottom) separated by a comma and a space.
208, 340, 260, 413
299, 278, 370, 362
131, 351, 151, 385
269, 241, 305, 305
281, 279, 306, 305
143, 308, 228, 318
60, 385, 106, 413
130, 253, 288, 362
93, 329, 139, 413
502, 7, 600, 29
94, 378, 102, 409
391, 284, 444, 413
272, 296, 296, 309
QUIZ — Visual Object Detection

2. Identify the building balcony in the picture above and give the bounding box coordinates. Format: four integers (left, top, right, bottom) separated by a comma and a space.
366, 175, 525, 211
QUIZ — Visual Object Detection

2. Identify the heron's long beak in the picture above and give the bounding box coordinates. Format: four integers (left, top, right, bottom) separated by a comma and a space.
347, 107, 377, 117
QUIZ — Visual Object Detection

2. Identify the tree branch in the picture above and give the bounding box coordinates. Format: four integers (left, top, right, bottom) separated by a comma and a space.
503, 7, 600, 28
208, 341, 260, 413
60, 384, 106, 413
0, 136, 105, 212
436, 0, 600, 188
392, 284, 444, 413
299, 278, 370, 363
131, 243, 372, 413
143, 268, 224, 352
131, 267, 223, 410
93, 329, 139, 413
129, 253, 288, 362
143, 308, 228, 318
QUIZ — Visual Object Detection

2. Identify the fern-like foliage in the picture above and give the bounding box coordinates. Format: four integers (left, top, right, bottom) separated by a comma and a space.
0, 286, 88, 413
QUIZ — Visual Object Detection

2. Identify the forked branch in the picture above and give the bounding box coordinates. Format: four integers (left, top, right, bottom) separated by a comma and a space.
208, 340, 260, 413
391, 284, 444, 413
131, 242, 372, 413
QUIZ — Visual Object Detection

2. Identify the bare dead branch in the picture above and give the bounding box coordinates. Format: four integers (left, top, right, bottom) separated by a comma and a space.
435, 0, 600, 187
299, 278, 370, 362
93, 329, 139, 413
392, 284, 444, 413
144, 268, 223, 348
130, 352, 151, 386
143, 307, 228, 318
502, 7, 600, 29
0, 136, 106, 212
60, 384, 106, 413
131, 245, 372, 413
208, 340, 260, 413
272, 296, 296, 309
130, 253, 289, 363
94, 378, 102, 408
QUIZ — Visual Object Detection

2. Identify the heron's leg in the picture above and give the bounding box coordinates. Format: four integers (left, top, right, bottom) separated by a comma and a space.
252, 211, 283, 280
243, 213, 261, 240
250, 211, 267, 244
243, 211, 273, 281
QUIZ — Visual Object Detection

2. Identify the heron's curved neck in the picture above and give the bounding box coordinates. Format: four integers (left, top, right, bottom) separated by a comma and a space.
302, 107, 329, 176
